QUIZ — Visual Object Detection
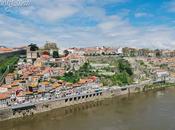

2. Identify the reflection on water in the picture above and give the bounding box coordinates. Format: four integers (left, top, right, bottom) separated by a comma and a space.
156, 91, 165, 97
1, 88, 175, 130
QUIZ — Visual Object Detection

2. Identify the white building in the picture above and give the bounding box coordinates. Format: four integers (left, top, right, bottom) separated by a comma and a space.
26, 46, 38, 63
116, 47, 123, 55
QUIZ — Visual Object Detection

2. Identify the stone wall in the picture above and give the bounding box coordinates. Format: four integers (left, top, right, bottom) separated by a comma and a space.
0, 108, 13, 121
0, 84, 151, 122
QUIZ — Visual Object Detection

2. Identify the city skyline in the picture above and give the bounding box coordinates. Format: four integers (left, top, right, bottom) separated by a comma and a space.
1, 0, 175, 49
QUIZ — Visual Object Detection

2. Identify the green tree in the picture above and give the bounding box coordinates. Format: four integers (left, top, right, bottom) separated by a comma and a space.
59, 71, 80, 83
53, 51, 59, 58
28, 43, 39, 51
57, 62, 93, 83
0, 55, 19, 77
155, 49, 162, 57
111, 72, 132, 86
118, 59, 133, 76
102, 52, 105, 55
64, 50, 69, 57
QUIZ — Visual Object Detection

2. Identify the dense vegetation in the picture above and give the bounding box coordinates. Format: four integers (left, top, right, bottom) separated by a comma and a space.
0, 55, 19, 77
59, 72, 80, 83
63, 50, 69, 57
118, 59, 133, 76
144, 83, 175, 91
53, 51, 59, 58
58, 58, 133, 86
57, 62, 93, 83
99, 59, 133, 86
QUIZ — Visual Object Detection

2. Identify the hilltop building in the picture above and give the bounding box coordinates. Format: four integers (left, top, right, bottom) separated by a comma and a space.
26, 45, 38, 63
43, 42, 59, 56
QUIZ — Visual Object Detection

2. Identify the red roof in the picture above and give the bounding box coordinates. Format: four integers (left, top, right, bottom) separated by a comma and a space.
0, 93, 10, 100
63, 54, 81, 60
89, 76, 97, 81
0, 48, 13, 52
1, 84, 11, 89
41, 54, 50, 59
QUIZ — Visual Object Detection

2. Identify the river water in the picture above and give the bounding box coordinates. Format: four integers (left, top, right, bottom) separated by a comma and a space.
1, 88, 175, 130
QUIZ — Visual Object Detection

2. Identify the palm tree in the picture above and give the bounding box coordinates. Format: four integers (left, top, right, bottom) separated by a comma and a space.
28, 43, 39, 51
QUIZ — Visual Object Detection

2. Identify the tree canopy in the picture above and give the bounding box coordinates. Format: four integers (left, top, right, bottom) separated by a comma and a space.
57, 62, 93, 83
57, 59, 133, 86
28, 43, 39, 51
53, 51, 59, 58
63, 50, 69, 57
118, 59, 133, 76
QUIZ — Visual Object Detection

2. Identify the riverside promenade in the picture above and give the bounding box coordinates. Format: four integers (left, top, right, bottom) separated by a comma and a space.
0, 79, 161, 122
1, 77, 175, 122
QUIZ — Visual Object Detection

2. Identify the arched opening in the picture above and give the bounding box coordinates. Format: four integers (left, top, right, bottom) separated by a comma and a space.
65, 99, 68, 102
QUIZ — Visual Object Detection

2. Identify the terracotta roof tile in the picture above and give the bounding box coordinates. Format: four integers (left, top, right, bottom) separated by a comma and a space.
0, 93, 10, 100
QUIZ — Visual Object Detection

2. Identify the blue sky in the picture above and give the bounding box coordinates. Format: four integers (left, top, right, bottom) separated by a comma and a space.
0, 0, 175, 49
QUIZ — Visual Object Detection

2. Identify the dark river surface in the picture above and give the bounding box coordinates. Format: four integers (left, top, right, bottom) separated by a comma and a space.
1, 88, 175, 130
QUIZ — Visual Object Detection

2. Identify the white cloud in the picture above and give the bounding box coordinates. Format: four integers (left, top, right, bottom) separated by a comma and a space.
86, 0, 128, 6
166, 0, 175, 12
36, 6, 78, 21
0, 14, 56, 47
0, 0, 175, 49
134, 12, 152, 18
19, 0, 82, 21
98, 21, 117, 30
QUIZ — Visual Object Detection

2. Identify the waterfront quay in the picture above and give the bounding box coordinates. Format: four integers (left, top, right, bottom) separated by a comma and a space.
0, 83, 104, 121
0, 78, 157, 121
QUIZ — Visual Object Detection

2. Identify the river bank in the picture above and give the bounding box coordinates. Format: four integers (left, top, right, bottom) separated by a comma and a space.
0, 81, 174, 122
1, 87, 175, 130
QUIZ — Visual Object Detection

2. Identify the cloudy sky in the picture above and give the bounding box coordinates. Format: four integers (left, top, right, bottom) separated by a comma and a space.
0, 0, 175, 49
